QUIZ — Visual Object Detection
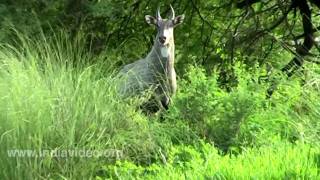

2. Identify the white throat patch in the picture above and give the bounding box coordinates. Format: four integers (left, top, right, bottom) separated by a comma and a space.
160, 47, 169, 58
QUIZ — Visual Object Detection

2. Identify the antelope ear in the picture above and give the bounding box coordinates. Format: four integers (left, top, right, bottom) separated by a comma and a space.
173, 14, 185, 26
145, 15, 157, 25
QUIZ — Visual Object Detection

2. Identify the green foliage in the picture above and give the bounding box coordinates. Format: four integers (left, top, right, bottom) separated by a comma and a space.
166, 64, 320, 151
0, 31, 319, 179
100, 141, 320, 179
167, 66, 263, 150
0, 1, 64, 42
0, 0, 320, 179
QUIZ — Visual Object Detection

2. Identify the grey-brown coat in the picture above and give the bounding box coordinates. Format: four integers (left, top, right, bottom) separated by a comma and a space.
117, 5, 185, 111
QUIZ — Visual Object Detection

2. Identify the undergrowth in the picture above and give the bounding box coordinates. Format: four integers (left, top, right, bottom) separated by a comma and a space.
0, 32, 319, 179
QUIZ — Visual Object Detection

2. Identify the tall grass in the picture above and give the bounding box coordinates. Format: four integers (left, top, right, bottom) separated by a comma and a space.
0, 32, 191, 179
0, 32, 319, 179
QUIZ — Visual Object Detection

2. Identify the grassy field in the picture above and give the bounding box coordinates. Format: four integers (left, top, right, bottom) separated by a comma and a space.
0, 33, 319, 179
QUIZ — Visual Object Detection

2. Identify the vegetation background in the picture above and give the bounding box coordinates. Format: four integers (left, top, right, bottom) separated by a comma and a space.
0, 0, 320, 179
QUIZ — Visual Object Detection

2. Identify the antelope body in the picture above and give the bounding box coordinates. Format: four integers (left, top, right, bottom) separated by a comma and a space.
117, 6, 184, 111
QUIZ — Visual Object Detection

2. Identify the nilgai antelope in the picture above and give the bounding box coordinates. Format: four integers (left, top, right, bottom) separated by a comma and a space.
117, 5, 185, 113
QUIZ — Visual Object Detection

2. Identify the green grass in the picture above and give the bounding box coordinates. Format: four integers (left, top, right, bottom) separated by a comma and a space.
102, 140, 320, 179
0, 32, 319, 179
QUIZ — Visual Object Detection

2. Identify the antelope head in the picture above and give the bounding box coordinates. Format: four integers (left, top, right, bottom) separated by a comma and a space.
145, 5, 185, 47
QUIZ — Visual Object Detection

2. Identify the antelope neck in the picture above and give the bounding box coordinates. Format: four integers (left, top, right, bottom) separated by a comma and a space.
149, 39, 174, 66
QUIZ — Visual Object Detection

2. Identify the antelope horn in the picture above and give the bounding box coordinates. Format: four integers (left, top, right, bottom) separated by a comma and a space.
156, 7, 162, 20
170, 4, 175, 19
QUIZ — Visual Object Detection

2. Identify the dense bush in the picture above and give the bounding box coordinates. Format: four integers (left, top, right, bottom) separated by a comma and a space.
166, 65, 320, 150
166, 66, 262, 150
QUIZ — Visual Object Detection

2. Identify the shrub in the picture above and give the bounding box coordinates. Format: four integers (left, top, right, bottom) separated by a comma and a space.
166, 66, 265, 150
